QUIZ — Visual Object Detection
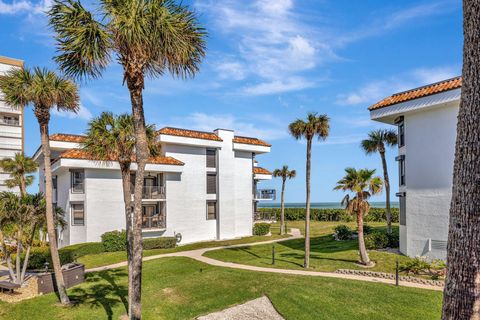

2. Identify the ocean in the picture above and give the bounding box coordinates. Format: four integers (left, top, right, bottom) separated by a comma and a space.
258, 202, 399, 209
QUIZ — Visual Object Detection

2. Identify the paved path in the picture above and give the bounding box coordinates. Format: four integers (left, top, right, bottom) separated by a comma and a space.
86, 228, 443, 292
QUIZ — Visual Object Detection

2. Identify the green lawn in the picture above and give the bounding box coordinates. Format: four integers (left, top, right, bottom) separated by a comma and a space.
204, 221, 415, 275
0, 257, 442, 320
78, 233, 289, 269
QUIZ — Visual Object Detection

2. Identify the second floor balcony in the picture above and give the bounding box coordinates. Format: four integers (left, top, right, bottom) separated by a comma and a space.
131, 185, 166, 199
255, 189, 276, 201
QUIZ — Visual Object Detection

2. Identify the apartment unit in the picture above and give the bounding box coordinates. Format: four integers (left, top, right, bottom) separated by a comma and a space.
369, 77, 461, 259
34, 127, 274, 247
0, 56, 24, 193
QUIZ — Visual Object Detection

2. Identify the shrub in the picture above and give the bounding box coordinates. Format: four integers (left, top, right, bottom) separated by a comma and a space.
253, 223, 270, 236
61, 242, 105, 259
400, 257, 432, 275
386, 229, 399, 248
365, 231, 389, 249
143, 237, 176, 250
333, 225, 353, 240
21, 247, 75, 270
361, 224, 373, 234
101, 230, 127, 252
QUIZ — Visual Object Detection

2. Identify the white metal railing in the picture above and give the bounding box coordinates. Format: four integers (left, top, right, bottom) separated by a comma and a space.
142, 213, 166, 229
0, 119, 19, 126
255, 189, 276, 200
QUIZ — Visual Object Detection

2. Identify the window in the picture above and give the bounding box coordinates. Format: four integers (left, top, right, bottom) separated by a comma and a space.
396, 155, 405, 186
395, 116, 405, 147
206, 149, 216, 168
0, 115, 19, 126
207, 201, 217, 220
207, 173, 217, 194
70, 169, 84, 193
399, 194, 406, 226
71, 203, 84, 226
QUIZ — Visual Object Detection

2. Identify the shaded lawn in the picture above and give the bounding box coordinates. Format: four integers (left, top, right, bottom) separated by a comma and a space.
205, 221, 414, 274
0, 257, 442, 320
78, 233, 289, 269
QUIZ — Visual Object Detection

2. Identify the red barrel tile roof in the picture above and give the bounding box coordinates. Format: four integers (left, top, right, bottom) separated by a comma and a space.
58, 149, 184, 165
50, 133, 86, 143
158, 127, 223, 141
233, 136, 271, 147
253, 167, 272, 175
369, 76, 462, 111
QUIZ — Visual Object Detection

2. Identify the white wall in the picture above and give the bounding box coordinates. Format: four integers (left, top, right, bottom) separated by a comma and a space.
403, 103, 458, 259
234, 150, 254, 237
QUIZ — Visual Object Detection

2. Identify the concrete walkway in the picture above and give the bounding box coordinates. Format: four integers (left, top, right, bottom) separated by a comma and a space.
86, 228, 443, 292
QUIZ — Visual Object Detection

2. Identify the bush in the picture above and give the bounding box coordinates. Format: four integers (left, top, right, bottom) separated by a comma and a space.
101, 230, 127, 252
61, 242, 105, 259
333, 225, 352, 240
143, 237, 176, 250
23, 247, 75, 270
365, 231, 389, 249
257, 207, 399, 223
386, 229, 399, 248
253, 223, 270, 236
400, 257, 432, 275
362, 224, 373, 234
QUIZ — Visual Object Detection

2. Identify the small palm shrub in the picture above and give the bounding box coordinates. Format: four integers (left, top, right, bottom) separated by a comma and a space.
253, 223, 271, 236
333, 225, 353, 240
101, 230, 127, 252
400, 257, 446, 279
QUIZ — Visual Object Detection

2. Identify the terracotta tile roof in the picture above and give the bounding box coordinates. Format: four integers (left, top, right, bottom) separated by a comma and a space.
158, 127, 222, 141
58, 149, 184, 165
253, 167, 272, 175
233, 136, 271, 147
369, 76, 462, 111
50, 133, 86, 143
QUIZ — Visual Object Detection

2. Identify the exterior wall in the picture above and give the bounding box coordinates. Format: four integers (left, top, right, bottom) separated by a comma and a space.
0, 59, 24, 193
402, 103, 458, 259
233, 150, 254, 237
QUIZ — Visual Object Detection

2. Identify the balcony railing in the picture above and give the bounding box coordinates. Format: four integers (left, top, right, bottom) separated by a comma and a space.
131, 185, 166, 199
0, 119, 19, 126
255, 189, 276, 200
142, 213, 166, 229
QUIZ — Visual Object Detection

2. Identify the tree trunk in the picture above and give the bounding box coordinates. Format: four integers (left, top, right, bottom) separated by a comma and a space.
304, 138, 312, 269
15, 229, 22, 284
20, 176, 26, 197
380, 150, 392, 234
280, 178, 286, 235
37, 112, 70, 304
356, 195, 370, 265
442, 1, 480, 318
120, 163, 134, 317
0, 230, 16, 281
127, 71, 148, 320
21, 227, 36, 284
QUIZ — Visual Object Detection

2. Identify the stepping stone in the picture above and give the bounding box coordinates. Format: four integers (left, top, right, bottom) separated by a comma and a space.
197, 296, 284, 320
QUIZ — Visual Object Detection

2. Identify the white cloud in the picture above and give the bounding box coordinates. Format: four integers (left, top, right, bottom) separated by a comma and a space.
336, 66, 459, 106
255, 0, 293, 16
0, 0, 50, 14
215, 61, 246, 81
52, 104, 92, 121
244, 77, 315, 96
168, 112, 288, 141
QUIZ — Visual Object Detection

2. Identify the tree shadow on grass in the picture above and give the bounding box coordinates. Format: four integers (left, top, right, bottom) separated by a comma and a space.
225, 247, 262, 259
280, 234, 357, 254
280, 252, 357, 264
69, 269, 128, 320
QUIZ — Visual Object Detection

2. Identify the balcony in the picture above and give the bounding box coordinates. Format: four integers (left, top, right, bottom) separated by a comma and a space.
255, 189, 276, 201
131, 185, 166, 199
142, 212, 166, 229
0, 118, 19, 126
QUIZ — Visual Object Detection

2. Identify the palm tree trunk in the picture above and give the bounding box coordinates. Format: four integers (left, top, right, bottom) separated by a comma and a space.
304, 138, 312, 268
442, 1, 480, 318
120, 163, 134, 317
20, 226, 36, 284
356, 201, 370, 265
15, 230, 22, 284
20, 177, 26, 197
0, 230, 16, 281
280, 178, 286, 235
38, 115, 70, 304
380, 150, 392, 234
127, 72, 148, 320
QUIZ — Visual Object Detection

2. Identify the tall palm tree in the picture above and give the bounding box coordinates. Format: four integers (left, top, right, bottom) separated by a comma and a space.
273, 165, 296, 235
48, 2, 206, 317
82, 112, 158, 311
0, 153, 38, 196
361, 129, 397, 234
442, 1, 480, 318
289, 112, 329, 268
0, 67, 79, 304
334, 168, 383, 266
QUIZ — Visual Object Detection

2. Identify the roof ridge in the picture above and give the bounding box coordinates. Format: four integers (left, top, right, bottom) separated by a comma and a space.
391, 76, 461, 97
159, 126, 218, 135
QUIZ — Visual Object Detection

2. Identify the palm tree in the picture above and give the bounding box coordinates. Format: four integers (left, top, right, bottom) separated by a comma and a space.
0, 153, 38, 196
289, 112, 329, 268
273, 166, 296, 235
442, 1, 480, 318
0, 67, 79, 304
334, 168, 383, 266
82, 112, 158, 310
48, 2, 206, 317
361, 129, 397, 234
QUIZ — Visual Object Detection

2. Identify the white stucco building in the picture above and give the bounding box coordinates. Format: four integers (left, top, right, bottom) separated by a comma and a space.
34, 127, 274, 247
369, 76, 461, 259
0, 56, 24, 193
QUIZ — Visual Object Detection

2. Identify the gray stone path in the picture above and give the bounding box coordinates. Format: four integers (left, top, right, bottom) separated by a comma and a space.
197, 296, 284, 320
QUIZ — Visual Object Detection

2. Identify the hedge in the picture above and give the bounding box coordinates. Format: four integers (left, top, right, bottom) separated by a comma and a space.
101, 230, 127, 252
258, 207, 399, 223
143, 237, 176, 250
253, 223, 270, 236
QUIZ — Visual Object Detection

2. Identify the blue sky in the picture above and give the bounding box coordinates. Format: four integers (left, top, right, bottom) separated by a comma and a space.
1, 0, 462, 202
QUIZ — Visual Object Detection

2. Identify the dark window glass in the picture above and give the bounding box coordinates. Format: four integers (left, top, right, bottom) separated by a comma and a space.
71, 170, 84, 193
206, 149, 216, 168
207, 201, 217, 220
399, 159, 406, 186
399, 122, 405, 147
71, 203, 84, 226
400, 196, 406, 226
207, 173, 217, 194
